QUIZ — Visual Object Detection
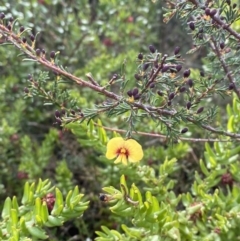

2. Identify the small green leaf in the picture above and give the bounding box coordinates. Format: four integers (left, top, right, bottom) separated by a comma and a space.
2, 197, 12, 219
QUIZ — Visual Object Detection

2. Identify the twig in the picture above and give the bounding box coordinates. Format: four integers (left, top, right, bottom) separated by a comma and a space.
210, 37, 240, 98
93, 122, 239, 142
1, 24, 240, 141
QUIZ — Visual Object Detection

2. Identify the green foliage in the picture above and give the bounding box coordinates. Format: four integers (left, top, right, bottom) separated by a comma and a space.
0, 179, 88, 240
1, 0, 240, 240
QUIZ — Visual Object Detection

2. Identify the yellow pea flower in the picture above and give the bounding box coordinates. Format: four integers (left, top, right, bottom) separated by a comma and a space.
106, 137, 143, 165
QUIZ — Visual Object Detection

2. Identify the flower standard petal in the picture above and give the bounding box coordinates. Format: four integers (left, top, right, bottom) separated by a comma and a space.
106, 137, 124, 159
124, 139, 143, 163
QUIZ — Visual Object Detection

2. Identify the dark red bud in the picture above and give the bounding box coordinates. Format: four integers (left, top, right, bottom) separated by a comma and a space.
134, 73, 141, 80
229, 83, 235, 90
197, 107, 204, 114
174, 46, 180, 55
149, 45, 156, 53
50, 51, 55, 59
176, 64, 182, 72
7, 25, 11, 31
161, 65, 169, 73
127, 90, 133, 97
0, 12, 5, 19
200, 71, 205, 77
35, 49, 41, 56
134, 94, 141, 100
221, 173, 233, 186
220, 42, 225, 49
187, 79, 194, 87
20, 26, 25, 32
132, 88, 139, 96
9, 16, 14, 22
183, 69, 191, 78
233, 3, 237, 9
180, 86, 186, 92
22, 37, 27, 43
186, 101, 192, 109
205, 8, 211, 16
168, 101, 172, 106
42, 49, 46, 54
55, 110, 61, 118
149, 83, 154, 88
157, 90, 163, 96
24, 87, 29, 94
30, 34, 35, 42
181, 127, 188, 134
138, 53, 143, 60
143, 63, 150, 71
61, 109, 66, 115
189, 22, 195, 31
169, 92, 175, 100
210, 9, 217, 16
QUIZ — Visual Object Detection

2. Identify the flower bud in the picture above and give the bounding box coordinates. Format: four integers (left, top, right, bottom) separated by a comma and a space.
138, 53, 143, 60
149, 83, 155, 88
210, 9, 217, 16
221, 173, 233, 186
196, 107, 204, 114
200, 70, 204, 77
220, 42, 225, 49
161, 65, 169, 73
176, 64, 182, 72
50, 51, 55, 59
229, 83, 235, 90
189, 22, 195, 30
186, 101, 191, 109
183, 69, 191, 78
0, 12, 5, 19
174, 46, 180, 55
180, 86, 186, 92
127, 90, 133, 97
205, 8, 211, 16
22, 37, 27, 43
19, 26, 24, 33
149, 45, 156, 53
187, 79, 194, 87
42, 193, 55, 212
134, 94, 141, 100
35, 48, 41, 56
55, 110, 61, 118
157, 90, 163, 96
181, 127, 188, 134
30, 34, 35, 42
168, 101, 172, 106
132, 87, 139, 96
134, 73, 141, 80
143, 63, 150, 71
233, 3, 237, 9
24, 87, 29, 94
9, 16, 14, 22
168, 92, 175, 100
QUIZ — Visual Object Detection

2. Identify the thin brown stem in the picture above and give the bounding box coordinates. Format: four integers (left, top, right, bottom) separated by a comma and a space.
210, 37, 240, 98
93, 122, 239, 142
1, 24, 240, 140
